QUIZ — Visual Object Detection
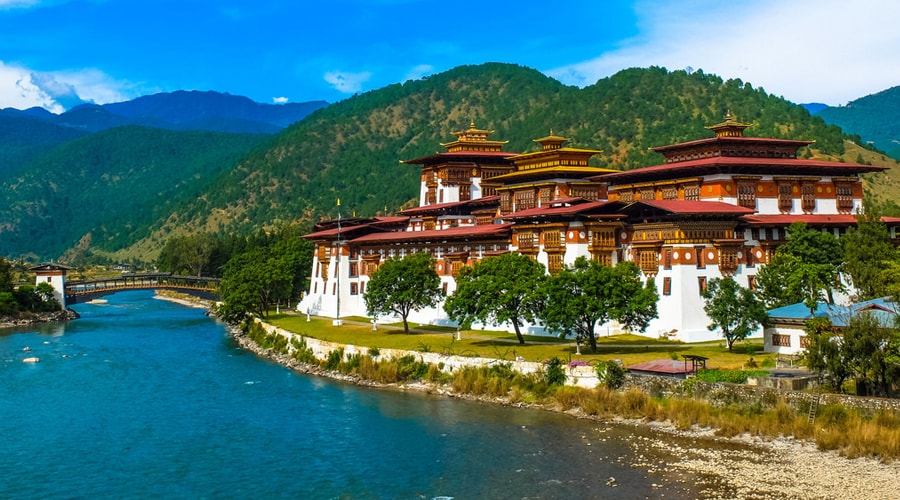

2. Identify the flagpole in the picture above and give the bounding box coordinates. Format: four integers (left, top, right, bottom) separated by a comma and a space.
333, 198, 343, 326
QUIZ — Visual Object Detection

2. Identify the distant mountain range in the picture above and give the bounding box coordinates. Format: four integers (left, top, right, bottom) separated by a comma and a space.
0, 64, 897, 265
801, 86, 900, 159
0, 90, 328, 135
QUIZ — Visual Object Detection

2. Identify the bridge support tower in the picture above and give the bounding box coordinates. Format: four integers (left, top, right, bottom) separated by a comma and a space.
29, 263, 75, 309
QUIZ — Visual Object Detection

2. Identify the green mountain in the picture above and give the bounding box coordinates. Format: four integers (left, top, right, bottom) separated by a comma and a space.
159, 64, 853, 235
1, 63, 891, 264
816, 86, 900, 159
0, 126, 268, 261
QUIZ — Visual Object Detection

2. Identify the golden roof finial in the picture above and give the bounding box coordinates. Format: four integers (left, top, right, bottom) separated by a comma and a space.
470, 119, 476, 129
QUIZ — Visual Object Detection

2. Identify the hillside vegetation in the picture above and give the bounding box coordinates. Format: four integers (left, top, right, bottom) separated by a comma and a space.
1, 63, 893, 264
0, 127, 268, 261
817, 86, 900, 159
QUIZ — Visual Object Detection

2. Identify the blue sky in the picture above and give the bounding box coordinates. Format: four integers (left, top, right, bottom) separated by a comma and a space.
1, 0, 898, 113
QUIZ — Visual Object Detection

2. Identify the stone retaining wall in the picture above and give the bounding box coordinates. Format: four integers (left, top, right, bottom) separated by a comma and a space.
255, 319, 900, 412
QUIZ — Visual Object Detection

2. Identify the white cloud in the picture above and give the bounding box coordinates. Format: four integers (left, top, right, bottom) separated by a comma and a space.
0, 61, 64, 112
0, 60, 135, 111
546, 0, 900, 105
272, 96, 289, 104
403, 64, 434, 82
323, 70, 372, 94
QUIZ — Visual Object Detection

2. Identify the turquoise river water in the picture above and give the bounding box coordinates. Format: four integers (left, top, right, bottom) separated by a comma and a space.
1, 290, 721, 499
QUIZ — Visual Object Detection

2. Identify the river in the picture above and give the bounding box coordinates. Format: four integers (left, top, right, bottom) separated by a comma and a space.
0, 290, 722, 498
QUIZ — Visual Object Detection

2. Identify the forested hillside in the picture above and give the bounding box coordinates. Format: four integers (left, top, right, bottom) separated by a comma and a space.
817, 86, 900, 159
2, 63, 892, 264
157, 64, 856, 240
0, 114, 85, 178
0, 127, 268, 261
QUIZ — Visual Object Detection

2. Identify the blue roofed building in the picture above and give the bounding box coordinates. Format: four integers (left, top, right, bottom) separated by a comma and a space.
764, 297, 900, 354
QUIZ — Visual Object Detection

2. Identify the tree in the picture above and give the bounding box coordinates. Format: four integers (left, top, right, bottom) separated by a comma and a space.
157, 233, 221, 277
538, 258, 658, 353
702, 277, 769, 352
364, 252, 443, 333
841, 208, 899, 301
805, 318, 851, 392
443, 253, 546, 344
0, 258, 13, 293
217, 247, 293, 323
756, 223, 844, 309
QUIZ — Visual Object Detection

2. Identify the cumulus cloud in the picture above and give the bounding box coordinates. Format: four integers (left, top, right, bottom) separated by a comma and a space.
546, 0, 900, 105
323, 71, 372, 94
0, 61, 135, 111
403, 64, 434, 82
272, 96, 288, 104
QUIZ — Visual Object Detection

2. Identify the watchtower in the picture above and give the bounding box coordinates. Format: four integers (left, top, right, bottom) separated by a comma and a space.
29, 263, 75, 309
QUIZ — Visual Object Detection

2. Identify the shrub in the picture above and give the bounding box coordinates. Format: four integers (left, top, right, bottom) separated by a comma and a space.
367, 346, 381, 358
596, 360, 626, 390
543, 357, 566, 386
324, 348, 345, 371
290, 337, 317, 364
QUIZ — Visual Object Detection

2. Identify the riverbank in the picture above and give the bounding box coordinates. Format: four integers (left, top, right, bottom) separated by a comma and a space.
229, 318, 900, 499
0, 308, 79, 329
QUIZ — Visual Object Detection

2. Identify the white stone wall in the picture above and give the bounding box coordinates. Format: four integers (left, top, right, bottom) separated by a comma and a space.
254, 318, 602, 387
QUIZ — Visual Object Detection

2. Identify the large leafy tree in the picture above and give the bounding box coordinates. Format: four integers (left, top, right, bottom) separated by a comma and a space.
806, 313, 900, 397
364, 252, 443, 333
443, 252, 546, 344
217, 247, 294, 323
538, 258, 658, 353
702, 277, 769, 352
841, 208, 899, 301
756, 222, 844, 310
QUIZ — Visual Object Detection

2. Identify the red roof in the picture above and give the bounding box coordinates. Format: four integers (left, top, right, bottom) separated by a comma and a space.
400, 196, 499, 216
401, 151, 518, 165
501, 201, 616, 220
741, 214, 858, 226
350, 223, 513, 244
627, 359, 696, 375
625, 199, 757, 215
303, 217, 409, 239
593, 156, 885, 183
650, 136, 813, 153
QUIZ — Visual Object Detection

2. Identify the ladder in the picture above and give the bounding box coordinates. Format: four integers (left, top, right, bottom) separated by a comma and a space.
808, 392, 822, 424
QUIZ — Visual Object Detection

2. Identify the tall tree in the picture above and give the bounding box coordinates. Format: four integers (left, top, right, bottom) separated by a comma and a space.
538, 258, 658, 353
443, 252, 546, 344
364, 252, 443, 333
702, 277, 769, 352
756, 223, 844, 309
841, 208, 899, 301
217, 247, 293, 323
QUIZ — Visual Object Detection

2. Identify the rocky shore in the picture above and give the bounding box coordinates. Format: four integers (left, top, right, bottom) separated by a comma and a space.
227, 320, 900, 499
0, 308, 79, 329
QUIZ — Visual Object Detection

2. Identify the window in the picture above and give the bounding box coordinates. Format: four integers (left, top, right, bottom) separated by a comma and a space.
639, 250, 659, 274
695, 246, 705, 269
737, 181, 757, 209
836, 183, 854, 212
548, 253, 563, 274
772, 334, 791, 347
698, 276, 707, 295
684, 185, 700, 201
350, 283, 359, 295
662, 186, 677, 200
442, 282, 448, 294
517, 231, 535, 251
543, 230, 561, 250
778, 183, 793, 212
349, 262, 358, 277
663, 249, 672, 269
747, 275, 757, 290
719, 248, 740, 274
663, 277, 672, 296
801, 183, 816, 213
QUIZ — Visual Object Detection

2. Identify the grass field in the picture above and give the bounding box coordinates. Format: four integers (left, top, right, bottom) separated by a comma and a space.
265, 312, 772, 370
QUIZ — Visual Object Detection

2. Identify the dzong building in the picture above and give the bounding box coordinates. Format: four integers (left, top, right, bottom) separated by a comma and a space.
297, 114, 890, 343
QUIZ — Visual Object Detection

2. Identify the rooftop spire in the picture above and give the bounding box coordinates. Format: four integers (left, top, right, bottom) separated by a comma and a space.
705, 110, 753, 138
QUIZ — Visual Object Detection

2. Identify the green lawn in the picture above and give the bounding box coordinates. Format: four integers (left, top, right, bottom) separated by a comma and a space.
265, 312, 771, 370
